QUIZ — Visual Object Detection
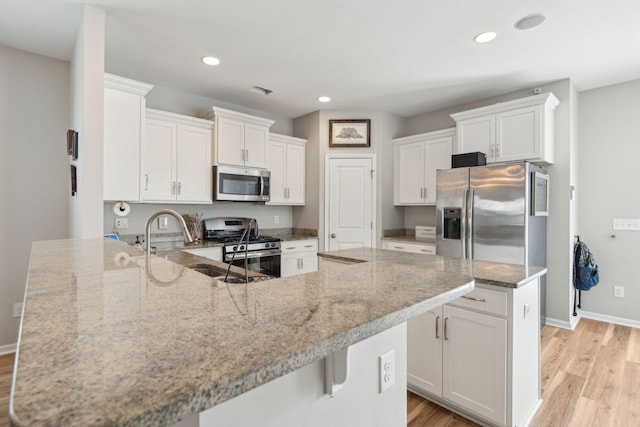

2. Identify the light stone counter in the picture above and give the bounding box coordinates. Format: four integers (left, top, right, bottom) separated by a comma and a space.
10, 238, 474, 427
318, 248, 546, 288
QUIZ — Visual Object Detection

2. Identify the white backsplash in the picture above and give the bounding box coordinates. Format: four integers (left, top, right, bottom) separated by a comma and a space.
103, 202, 293, 237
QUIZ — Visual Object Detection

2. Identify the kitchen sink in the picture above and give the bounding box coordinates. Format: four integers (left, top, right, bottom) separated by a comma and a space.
186, 263, 273, 283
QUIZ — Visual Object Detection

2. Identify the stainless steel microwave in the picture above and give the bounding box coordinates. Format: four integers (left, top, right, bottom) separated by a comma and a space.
213, 164, 270, 202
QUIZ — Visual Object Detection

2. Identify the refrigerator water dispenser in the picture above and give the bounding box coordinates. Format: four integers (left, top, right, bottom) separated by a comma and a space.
443, 208, 461, 240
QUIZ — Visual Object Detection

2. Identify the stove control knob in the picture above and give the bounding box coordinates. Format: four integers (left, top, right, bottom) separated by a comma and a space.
265, 243, 270, 248
239, 245, 245, 250
232, 246, 238, 251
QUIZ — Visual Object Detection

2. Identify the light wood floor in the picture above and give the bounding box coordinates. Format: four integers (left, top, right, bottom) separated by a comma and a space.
2, 319, 638, 427
0, 352, 14, 427
408, 318, 640, 426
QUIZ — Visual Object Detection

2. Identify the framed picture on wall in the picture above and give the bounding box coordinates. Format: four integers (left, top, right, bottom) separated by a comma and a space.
329, 119, 371, 147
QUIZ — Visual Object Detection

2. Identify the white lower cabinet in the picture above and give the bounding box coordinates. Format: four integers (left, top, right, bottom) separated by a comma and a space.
280, 239, 318, 277
408, 280, 540, 427
382, 240, 435, 255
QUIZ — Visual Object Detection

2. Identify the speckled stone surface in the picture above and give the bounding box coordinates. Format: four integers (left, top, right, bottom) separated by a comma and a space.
11, 238, 474, 427
318, 248, 546, 288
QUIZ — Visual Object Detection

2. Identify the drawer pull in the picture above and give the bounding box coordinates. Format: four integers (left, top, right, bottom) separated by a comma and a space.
393, 246, 404, 249
435, 316, 440, 339
462, 295, 486, 302
304, 245, 314, 248
444, 317, 449, 341
286, 247, 296, 250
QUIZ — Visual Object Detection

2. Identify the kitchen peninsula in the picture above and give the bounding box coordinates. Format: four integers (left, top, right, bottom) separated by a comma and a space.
10, 239, 475, 427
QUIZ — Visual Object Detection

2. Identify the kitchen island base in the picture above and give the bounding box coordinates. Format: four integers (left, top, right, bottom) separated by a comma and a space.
196, 323, 406, 427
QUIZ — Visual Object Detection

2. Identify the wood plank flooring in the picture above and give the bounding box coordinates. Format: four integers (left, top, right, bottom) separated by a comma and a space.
1, 319, 638, 427
408, 319, 640, 426
0, 353, 14, 427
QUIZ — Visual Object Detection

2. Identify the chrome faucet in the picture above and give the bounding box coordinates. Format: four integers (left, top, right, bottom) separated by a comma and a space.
144, 209, 194, 253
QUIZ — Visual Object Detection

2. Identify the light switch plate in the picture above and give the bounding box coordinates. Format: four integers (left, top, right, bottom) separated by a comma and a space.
613, 219, 640, 231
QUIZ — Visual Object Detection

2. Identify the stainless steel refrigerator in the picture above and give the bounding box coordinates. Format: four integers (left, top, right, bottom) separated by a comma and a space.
436, 162, 548, 324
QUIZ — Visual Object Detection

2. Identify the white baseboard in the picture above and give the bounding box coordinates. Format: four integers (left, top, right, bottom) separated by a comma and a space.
579, 310, 640, 329
544, 316, 576, 330
0, 343, 16, 355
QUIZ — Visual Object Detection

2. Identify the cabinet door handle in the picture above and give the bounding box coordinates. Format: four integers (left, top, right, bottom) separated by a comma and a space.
177, 181, 182, 195
462, 295, 487, 302
435, 315, 440, 339
145, 174, 149, 191
444, 317, 449, 341
496, 143, 501, 157
241, 149, 245, 161
171, 181, 176, 195
245, 149, 249, 162
490, 144, 495, 158
424, 187, 428, 199
300, 258, 304, 269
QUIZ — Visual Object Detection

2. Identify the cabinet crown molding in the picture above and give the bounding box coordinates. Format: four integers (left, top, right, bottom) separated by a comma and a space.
392, 127, 456, 145
450, 92, 559, 122
270, 133, 307, 145
104, 73, 153, 96
200, 106, 275, 128
146, 108, 214, 128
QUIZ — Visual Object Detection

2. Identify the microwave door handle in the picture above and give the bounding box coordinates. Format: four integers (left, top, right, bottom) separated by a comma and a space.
260, 175, 265, 197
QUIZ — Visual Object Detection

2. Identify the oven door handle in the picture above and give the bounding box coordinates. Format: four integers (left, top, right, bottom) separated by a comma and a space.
226, 249, 282, 260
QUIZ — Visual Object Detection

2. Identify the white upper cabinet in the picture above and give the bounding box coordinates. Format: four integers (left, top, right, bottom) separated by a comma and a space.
201, 107, 274, 168
268, 133, 306, 205
103, 74, 153, 201
142, 109, 213, 203
393, 128, 455, 205
451, 92, 559, 165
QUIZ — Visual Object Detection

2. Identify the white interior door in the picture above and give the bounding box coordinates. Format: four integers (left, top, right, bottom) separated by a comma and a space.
327, 157, 374, 251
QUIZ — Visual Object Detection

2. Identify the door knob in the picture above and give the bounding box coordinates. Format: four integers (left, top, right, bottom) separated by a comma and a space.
330, 233, 336, 238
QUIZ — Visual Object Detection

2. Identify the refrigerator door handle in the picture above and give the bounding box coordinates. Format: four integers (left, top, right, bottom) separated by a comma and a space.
466, 188, 474, 260
461, 189, 468, 259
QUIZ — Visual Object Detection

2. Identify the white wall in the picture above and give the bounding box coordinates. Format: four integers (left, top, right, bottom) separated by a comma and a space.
69, 5, 105, 238
145, 85, 293, 135
578, 79, 640, 323
0, 45, 70, 350
292, 110, 404, 250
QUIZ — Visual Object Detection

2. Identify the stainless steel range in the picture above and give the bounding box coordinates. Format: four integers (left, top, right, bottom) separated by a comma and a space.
203, 217, 281, 277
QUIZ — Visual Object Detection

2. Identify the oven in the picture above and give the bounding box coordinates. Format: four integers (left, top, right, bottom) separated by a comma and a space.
224, 244, 281, 277
203, 217, 282, 278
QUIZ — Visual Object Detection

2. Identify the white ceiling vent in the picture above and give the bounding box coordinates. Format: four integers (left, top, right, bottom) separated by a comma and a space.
249, 86, 273, 96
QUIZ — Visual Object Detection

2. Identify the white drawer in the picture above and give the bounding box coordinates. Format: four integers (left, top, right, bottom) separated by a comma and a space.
447, 286, 507, 316
281, 239, 318, 254
384, 240, 435, 255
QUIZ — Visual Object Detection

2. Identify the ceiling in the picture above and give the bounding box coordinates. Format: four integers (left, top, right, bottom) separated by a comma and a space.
1, 0, 639, 119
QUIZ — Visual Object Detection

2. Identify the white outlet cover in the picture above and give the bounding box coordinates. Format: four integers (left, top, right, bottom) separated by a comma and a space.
379, 350, 395, 393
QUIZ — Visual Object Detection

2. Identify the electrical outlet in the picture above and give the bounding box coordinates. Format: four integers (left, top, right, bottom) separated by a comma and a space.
158, 215, 168, 230
114, 218, 128, 229
13, 302, 23, 318
379, 350, 395, 393
274, 215, 279, 224
614, 286, 625, 298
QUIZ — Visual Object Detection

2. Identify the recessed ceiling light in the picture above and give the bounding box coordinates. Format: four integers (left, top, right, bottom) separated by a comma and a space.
473, 31, 497, 43
318, 96, 331, 103
201, 56, 220, 66
515, 14, 546, 30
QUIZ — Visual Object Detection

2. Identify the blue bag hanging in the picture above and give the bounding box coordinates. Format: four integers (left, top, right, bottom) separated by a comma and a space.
573, 237, 600, 316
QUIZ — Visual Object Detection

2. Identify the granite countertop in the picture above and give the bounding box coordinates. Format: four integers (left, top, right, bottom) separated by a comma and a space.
10, 238, 473, 427
318, 248, 546, 288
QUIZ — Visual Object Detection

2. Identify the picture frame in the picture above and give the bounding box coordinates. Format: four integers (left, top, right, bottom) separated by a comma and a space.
329, 119, 371, 147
